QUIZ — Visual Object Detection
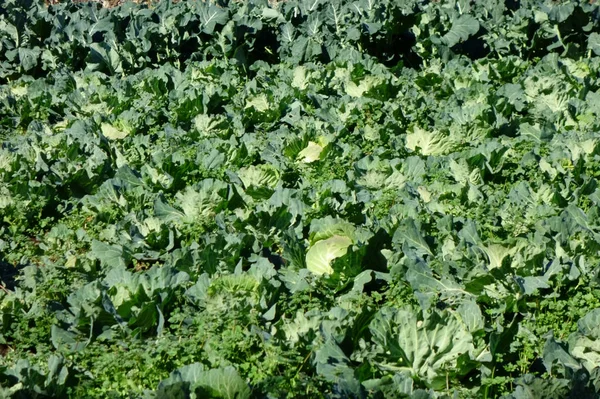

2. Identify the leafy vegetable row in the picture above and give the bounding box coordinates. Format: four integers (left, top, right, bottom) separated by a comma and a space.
2, 0, 600, 82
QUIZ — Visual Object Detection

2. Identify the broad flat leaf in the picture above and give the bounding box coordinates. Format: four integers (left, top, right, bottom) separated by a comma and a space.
575, 308, 600, 337
51, 325, 87, 352
262, 7, 284, 21
154, 196, 185, 222
262, 304, 277, 321
458, 221, 483, 247
457, 301, 484, 333
441, 15, 480, 47
510, 374, 571, 399
568, 308, 600, 373
393, 219, 432, 257
101, 123, 128, 140
314, 341, 363, 395
101, 292, 128, 328
306, 235, 352, 275
314, 340, 354, 382
185, 274, 211, 304
88, 42, 122, 74
570, 138, 597, 162
129, 303, 158, 333
545, 2, 575, 22
543, 334, 580, 373
199, 4, 229, 34
565, 204, 592, 232
370, 307, 475, 389
515, 275, 550, 295
499, 83, 526, 111
18, 47, 40, 71
0, 20, 18, 42
589, 32, 600, 56
405, 260, 471, 301
114, 165, 143, 188
361, 372, 415, 396
46, 355, 69, 387
91, 240, 126, 268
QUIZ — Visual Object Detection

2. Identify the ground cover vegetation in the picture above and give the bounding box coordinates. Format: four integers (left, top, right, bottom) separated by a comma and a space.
1, 0, 600, 397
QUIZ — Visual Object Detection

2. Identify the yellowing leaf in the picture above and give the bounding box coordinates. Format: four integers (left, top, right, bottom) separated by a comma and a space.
345, 76, 382, 98
297, 141, 323, 163
101, 123, 128, 140
65, 255, 78, 268
10, 85, 27, 97
0, 195, 13, 209
417, 186, 432, 203
245, 95, 270, 112
292, 66, 308, 90
483, 244, 513, 270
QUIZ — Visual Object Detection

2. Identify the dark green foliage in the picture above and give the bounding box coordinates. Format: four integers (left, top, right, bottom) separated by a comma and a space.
2, 0, 600, 398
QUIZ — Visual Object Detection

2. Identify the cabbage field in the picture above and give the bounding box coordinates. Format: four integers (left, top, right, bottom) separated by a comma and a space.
2, 0, 600, 397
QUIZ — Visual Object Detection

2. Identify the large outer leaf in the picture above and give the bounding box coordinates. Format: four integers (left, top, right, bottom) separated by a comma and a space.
568, 308, 600, 373
314, 340, 363, 396
90, 240, 126, 268
441, 15, 480, 47
393, 218, 432, 257
306, 235, 352, 275
237, 164, 280, 199
154, 196, 186, 222
175, 179, 228, 222
191, 367, 250, 399
237, 164, 280, 189
589, 32, 600, 56
156, 364, 250, 399
198, 3, 229, 34
404, 260, 472, 310
405, 126, 456, 156
370, 307, 475, 389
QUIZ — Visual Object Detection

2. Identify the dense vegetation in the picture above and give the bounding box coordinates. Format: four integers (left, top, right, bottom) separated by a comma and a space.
2, 0, 600, 397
